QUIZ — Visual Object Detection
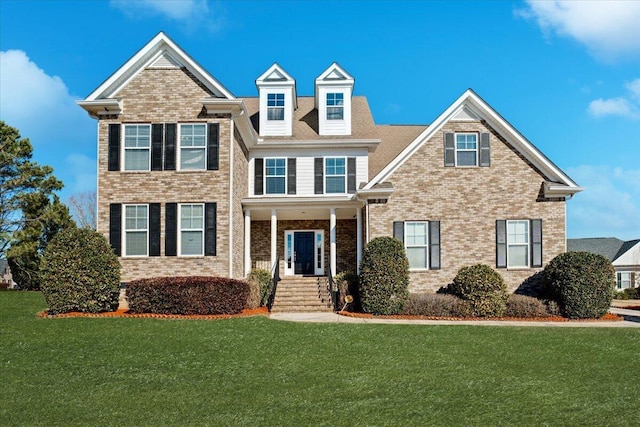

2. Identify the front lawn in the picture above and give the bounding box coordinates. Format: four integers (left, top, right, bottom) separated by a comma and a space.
1, 291, 639, 426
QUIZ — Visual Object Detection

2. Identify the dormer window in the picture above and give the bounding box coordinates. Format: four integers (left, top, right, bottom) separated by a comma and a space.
326, 93, 344, 120
267, 93, 285, 121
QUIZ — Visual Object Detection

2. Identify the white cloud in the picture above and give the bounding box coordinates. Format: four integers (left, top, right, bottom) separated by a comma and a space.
110, 0, 224, 32
519, 1, 640, 62
567, 165, 640, 240
588, 97, 639, 120
64, 154, 97, 194
625, 78, 640, 102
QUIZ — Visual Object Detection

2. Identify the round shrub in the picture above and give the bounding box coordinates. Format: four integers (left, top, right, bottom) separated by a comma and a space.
447, 264, 509, 317
543, 251, 615, 319
358, 237, 409, 315
40, 228, 121, 314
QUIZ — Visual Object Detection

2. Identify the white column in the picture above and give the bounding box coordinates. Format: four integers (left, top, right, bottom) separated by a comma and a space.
330, 208, 337, 276
244, 209, 251, 276
356, 207, 362, 274
271, 209, 277, 269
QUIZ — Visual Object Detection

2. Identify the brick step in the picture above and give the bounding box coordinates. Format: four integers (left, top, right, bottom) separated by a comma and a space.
271, 276, 333, 313
271, 305, 333, 313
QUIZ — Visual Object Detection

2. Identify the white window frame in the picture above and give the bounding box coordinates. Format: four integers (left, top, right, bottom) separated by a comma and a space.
178, 203, 205, 257
455, 133, 478, 167
405, 221, 429, 271
123, 204, 148, 257
617, 272, 633, 290
325, 157, 346, 194
178, 123, 207, 171
326, 92, 344, 120
284, 230, 325, 276
506, 220, 530, 268
265, 157, 287, 195
267, 93, 285, 121
123, 124, 151, 171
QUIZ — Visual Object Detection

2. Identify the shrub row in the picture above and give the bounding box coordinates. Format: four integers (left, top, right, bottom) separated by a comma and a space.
614, 287, 639, 300
127, 276, 249, 315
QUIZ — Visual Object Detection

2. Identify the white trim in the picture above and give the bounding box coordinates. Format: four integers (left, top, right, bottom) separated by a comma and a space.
178, 203, 205, 257
330, 209, 337, 276
405, 221, 429, 271
506, 220, 530, 269
454, 132, 479, 167
178, 123, 207, 171
122, 124, 151, 172
264, 157, 288, 195
324, 156, 347, 195
244, 209, 251, 276
123, 204, 149, 257
229, 118, 235, 277
283, 230, 325, 276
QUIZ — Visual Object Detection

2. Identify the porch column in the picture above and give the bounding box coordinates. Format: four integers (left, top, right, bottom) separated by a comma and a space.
244, 209, 251, 276
270, 209, 277, 270
330, 208, 337, 276
356, 207, 362, 274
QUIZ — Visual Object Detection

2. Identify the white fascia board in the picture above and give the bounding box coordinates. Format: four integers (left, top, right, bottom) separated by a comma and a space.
202, 98, 257, 148
255, 63, 297, 109
242, 196, 362, 208
84, 32, 234, 101
356, 187, 395, 201
315, 62, 355, 84
76, 99, 123, 118
254, 138, 380, 151
543, 182, 585, 198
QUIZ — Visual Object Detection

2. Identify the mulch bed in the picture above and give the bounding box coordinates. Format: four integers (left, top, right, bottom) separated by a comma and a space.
37, 306, 269, 320
338, 311, 623, 322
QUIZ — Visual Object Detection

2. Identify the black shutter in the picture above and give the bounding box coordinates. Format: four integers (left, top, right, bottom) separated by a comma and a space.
109, 204, 122, 256
393, 221, 404, 243
531, 219, 543, 268
207, 123, 219, 171
151, 124, 163, 171
149, 203, 161, 256
287, 158, 296, 195
164, 124, 176, 171
480, 132, 491, 167
429, 221, 441, 270
496, 220, 507, 268
108, 124, 120, 171
314, 158, 324, 194
254, 158, 264, 195
347, 157, 356, 194
444, 132, 455, 167
165, 203, 177, 257
204, 203, 217, 256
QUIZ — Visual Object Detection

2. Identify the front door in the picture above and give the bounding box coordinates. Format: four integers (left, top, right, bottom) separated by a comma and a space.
294, 232, 315, 275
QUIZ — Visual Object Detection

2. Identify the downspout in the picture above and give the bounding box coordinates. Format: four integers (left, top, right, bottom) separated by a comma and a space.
228, 117, 235, 278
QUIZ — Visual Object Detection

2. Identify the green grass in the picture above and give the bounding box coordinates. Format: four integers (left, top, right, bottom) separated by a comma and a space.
1, 291, 639, 426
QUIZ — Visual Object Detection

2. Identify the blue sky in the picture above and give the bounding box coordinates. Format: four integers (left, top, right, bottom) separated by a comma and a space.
1, 0, 639, 240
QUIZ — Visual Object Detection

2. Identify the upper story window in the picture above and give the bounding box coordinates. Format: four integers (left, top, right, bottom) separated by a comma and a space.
180, 124, 206, 170
507, 220, 529, 268
326, 93, 344, 120
267, 93, 285, 121
265, 158, 286, 194
456, 133, 477, 166
123, 125, 150, 171
325, 157, 346, 193
405, 222, 428, 270
180, 204, 204, 256
124, 204, 148, 256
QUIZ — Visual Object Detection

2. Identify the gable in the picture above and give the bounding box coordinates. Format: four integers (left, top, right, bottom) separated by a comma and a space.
613, 240, 640, 266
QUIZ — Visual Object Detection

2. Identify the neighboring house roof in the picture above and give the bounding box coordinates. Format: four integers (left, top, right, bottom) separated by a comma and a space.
567, 238, 640, 265
370, 125, 428, 178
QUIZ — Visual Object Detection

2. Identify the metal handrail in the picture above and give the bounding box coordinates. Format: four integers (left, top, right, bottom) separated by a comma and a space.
267, 256, 280, 311
327, 266, 338, 311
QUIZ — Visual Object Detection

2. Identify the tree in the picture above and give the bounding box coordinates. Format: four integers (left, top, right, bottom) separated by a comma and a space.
68, 190, 97, 230
0, 121, 63, 258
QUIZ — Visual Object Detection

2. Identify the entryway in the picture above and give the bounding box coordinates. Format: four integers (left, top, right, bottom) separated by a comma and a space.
284, 230, 324, 276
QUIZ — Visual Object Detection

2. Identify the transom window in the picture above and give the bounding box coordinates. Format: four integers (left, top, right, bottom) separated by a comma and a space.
326, 93, 344, 120
325, 157, 346, 193
267, 93, 285, 121
123, 125, 150, 171
265, 158, 286, 194
456, 133, 478, 166
124, 205, 148, 256
180, 204, 204, 256
405, 222, 428, 270
180, 124, 207, 170
617, 272, 633, 290
507, 220, 529, 268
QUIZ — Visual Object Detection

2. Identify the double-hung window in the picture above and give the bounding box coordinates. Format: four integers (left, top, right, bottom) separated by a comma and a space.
265, 158, 286, 194
325, 157, 346, 193
179, 124, 206, 170
180, 204, 204, 256
123, 125, 151, 171
405, 222, 428, 269
267, 93, 285, 121
507, 220, 529, 268
617, 272, 633, 290
326, 93, 344, 120
456, 133, 478, 166
124, 205, 148, 256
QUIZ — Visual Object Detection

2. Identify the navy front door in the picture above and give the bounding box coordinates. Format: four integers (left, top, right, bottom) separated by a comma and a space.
294, 232, 314, 275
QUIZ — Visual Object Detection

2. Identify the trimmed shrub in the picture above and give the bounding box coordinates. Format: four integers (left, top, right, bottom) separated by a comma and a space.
358, 237, 409, 315
614, 287, 639, 300
402, 293, 469, 317
504, 294, 550, 318
40, 228, 121, 314
246, 269, 271, 309
127, 276, 249, 315
446, 264, 509, 317
543, 251, 615, 319
335, 271, 359, 312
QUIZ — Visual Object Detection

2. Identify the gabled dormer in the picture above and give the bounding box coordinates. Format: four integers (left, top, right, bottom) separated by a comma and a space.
256, 64, 297, 137
315, 63, 354, 136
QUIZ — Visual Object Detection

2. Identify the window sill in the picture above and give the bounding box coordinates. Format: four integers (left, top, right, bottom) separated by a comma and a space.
409, 268, 430, 272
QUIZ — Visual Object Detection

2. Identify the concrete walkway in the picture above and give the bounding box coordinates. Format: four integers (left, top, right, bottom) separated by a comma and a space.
270, 307, 640, 327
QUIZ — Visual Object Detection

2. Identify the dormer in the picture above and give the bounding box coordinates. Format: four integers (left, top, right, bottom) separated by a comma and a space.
315, 63, 354, 136
256, 63, 297, 137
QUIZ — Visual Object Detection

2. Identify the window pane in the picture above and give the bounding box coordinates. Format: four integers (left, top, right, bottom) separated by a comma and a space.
267, 108, 284, 120
327, 106, 343, 120
181, 231, 203, 255
326, 176, 345, 193
126, 231, 147, 256
266, 176, 286, 194
406, 222, 427, 246
508, 221, 529, 244
124, 125, 150, 148
124, 149, 149, 171
508, 245, 528, 267
406, 247, 427, 269
181, 148, 205, 170
457, 151, 477, 166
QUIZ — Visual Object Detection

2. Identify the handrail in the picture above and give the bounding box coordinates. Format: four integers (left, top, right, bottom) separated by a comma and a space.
327, 266, 338, 311
267, 256, 280, 311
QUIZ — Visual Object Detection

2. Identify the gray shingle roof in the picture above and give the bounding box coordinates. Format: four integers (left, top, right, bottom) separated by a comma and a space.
567, 238, 626, 261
